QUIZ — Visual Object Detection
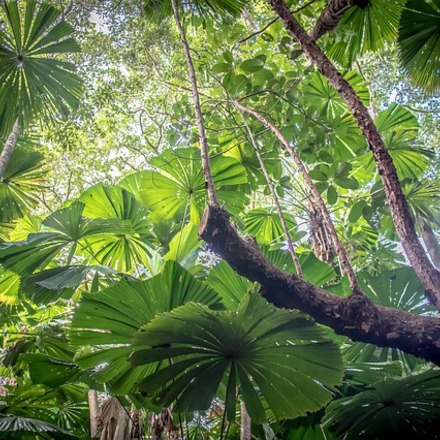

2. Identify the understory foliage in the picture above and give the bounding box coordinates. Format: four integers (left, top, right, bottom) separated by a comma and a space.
0, 0, 440, 439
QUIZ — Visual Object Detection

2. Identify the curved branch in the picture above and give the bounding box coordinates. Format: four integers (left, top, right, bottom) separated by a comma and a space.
238, 108, 303, 277
268, 0, 440, 309
234, 101, 361, 294
199, 205, 440, 366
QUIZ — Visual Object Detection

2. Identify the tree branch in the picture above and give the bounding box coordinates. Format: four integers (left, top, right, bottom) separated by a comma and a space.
234, 101, 361, 294
199, 204, 440, 366
237, 107, 303, 277
268, 0, 440, 309
171, 0, 219, 207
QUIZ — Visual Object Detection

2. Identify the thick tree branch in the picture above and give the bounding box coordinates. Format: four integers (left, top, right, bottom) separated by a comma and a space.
268, 0, 440, 309
199, 205, 440, 366
171, 0, 219, 207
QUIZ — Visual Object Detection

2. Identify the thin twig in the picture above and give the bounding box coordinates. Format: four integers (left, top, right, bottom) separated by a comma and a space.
237, 105, 303, 277
234, 101, 362, 294
171, 0, 219, 206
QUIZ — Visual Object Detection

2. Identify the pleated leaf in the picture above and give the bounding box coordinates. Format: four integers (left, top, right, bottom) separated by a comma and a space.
69, 261, 222, 393
0, 0, 82, 137
120, 148, 247, 221
324, 370, 440, 439
244, 208, 296, 245
0, 142, 46, 223
0, 415, 77, 439
326, 0, 404, 67
132, 294, 343, 423
398, 0, 440, 93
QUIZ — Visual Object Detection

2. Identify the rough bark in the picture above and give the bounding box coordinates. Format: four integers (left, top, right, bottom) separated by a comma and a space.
423, 224, 440, 270
88, 389, 102, 439
0, 120, 20, 181
291, 0, 355, 59
199, 205, 440, 366
170, 0, 219, 207
268, 0, 440, 310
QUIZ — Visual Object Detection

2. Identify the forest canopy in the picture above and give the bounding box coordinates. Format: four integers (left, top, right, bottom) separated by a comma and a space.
0, 0, 440, 438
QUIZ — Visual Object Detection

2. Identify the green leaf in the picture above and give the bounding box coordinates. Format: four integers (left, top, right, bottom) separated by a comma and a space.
326, 0, 404, 68
0, 142, 46, 223
132, 294, 343, 423
398, 0, 440, 93
334, 177, 359, 190
120, 148, 248, 220
207, 260, 253, 309
244, 208, 296, 245
0, 415, 78, 439
348, 200, 367, 223
0, 0, 82, 136
324, 370, 440, 438
327, 185, 338, 205
69, 261, 222, 393
239, 58, 264, 73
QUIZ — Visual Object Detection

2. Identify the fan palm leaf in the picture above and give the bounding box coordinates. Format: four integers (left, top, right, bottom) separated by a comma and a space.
131, 294, 343, 423
0, 0, 82, 138
398, 0, 440, 93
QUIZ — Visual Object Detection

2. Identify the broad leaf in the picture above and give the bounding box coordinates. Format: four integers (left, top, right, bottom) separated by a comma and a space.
244, 208, 296, 245
326, 0, 404, 67
0, 143, 46, 223
0, 1, 82, 137
132, 294, 343, 423
324, 370, 440, 439
120, 148, 248, 221
398, 0, 440, 93
70, 261, 222, 393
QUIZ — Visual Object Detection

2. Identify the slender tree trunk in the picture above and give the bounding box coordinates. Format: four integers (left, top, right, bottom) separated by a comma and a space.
234, 101, 361, 294
422, 224, 440, 270
240, 401, 251, 440
0, 120, 20, 181
88, 390, 102, 439
170, 0, 219, 207
267, 0, 440, 309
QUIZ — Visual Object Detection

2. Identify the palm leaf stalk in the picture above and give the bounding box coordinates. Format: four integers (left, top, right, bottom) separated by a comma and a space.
170, 0, 219, 207
0, 119, 20, 180
267, 0, 440, 309
234, 100, 361, 294
237, 106, 303, 278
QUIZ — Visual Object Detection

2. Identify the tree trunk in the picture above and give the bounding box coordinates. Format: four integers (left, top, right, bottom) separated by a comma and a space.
240, 401, 251, 440
422, 223, 440, 270
88, 389, 102, 439
0, 120, 20, 181
267, 0, 440, 310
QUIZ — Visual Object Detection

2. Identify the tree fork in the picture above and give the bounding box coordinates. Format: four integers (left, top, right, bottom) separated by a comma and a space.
199, 204, 440, 366
267, 0, 440, 309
